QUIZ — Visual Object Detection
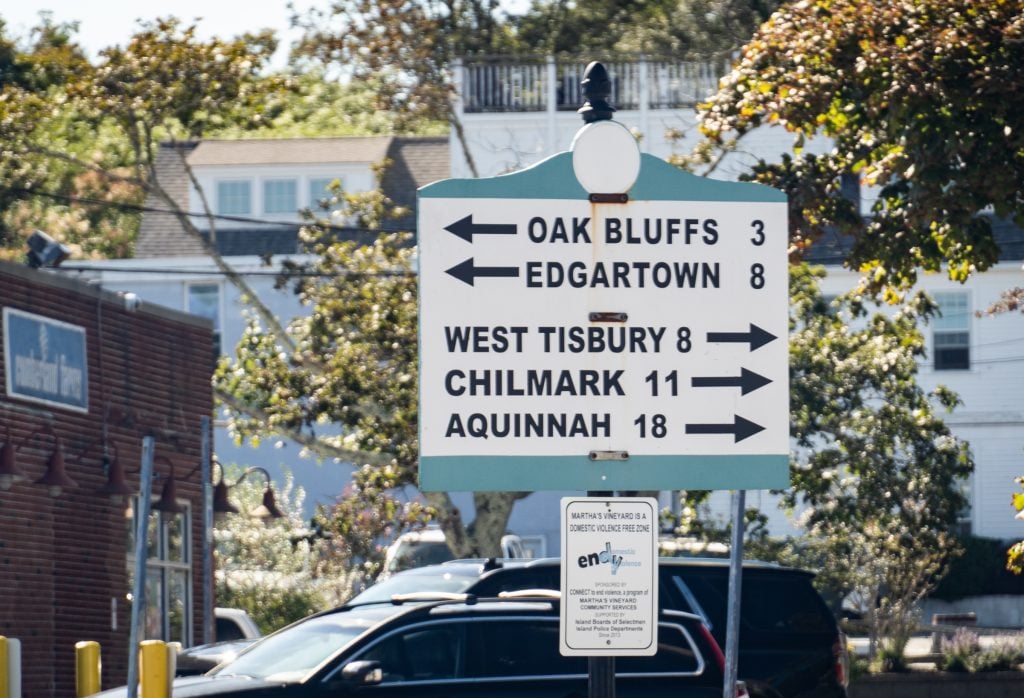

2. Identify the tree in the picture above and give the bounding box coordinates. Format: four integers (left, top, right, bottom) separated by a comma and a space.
514, 0, 779, 57
214, 464, 355, 630
0, 13, 140, 260
0, 18, 311, 351
692, 0, 1024, 295
785, 264, 973, 659
293, 0, 520, 178
214, 185, 529, 574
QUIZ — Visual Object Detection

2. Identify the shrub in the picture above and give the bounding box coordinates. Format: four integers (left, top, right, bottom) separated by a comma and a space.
937, 628, 980, 672
971, 636, 1024, 672
937, 629, 1024, 672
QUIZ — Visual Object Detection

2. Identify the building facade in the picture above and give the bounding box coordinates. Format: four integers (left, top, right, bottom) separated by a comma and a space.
0, 261, 214, 698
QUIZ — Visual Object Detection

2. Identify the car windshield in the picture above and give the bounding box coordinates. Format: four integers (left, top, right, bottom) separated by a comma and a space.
211, 608, 396, 682
350, 570, 478, 604
387, 541, 454, 572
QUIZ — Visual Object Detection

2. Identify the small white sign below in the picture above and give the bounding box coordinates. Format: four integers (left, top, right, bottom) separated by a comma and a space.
560, 496, 659, 656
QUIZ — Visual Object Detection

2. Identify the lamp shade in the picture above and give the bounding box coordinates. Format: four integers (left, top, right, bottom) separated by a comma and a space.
0, 439, 27, 490
212, 479, 240, 515
153, 471, 184, 514
34, 438, 77, 497
97, 454, 134, 498
250, 487, 285, 519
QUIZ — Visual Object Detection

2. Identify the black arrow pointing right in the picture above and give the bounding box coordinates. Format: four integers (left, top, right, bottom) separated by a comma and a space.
706, 323, 777, 351
691, 368, 772, 395
686, 415, 765, 443
444, 215, 517, 242
445, 258, 520, 286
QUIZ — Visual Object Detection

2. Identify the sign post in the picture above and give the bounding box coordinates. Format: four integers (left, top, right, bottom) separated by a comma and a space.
417, 61, 789, 698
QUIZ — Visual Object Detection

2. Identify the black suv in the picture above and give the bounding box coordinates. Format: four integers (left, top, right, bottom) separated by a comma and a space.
351, 557, 848, 698
97, 595, 745, 698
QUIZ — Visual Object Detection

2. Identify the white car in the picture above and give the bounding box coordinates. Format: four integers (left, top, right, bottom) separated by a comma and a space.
379, 527, 525, 579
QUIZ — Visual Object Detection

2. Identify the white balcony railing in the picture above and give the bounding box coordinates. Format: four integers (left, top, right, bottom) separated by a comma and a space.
459, 56, 732, 113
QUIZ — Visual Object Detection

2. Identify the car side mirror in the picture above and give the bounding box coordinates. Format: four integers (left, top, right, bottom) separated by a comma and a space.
340, 660, 384, 685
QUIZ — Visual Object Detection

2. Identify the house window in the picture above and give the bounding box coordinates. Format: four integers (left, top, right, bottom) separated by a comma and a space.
839, 172, 861, 213
187, 283, 221, 357
263, 178, 297, 214
127, 500, 192, 643
309, 177, 339, 209
217, 180, 251, 215
933, 291, 970, 370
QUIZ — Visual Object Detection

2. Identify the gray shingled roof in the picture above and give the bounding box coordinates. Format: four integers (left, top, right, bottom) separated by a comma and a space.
381, 136, 450, 231
135, 142, 207, 258
135, 136, 451, 258
804, 217, 1024, 266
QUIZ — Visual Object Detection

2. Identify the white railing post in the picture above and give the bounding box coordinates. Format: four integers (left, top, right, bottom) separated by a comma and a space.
546, 56, 557, 152
638, 57, 650, 152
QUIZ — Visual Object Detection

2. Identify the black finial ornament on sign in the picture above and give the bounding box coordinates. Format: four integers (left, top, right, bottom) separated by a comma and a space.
578, 61, 615, 123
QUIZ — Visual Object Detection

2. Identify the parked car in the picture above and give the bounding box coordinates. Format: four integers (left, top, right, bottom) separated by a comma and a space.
174, 608, 262, 676
98, 594, 748, 698
175, 639, 255, 677
378, 527, 525, 580
214, 607, 261, 641
350, 557, 848, 698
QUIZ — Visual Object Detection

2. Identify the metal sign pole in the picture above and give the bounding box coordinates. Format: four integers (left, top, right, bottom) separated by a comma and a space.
723, 489, 746, 698
589, 656, 615, 698
587, 489, 616, 698
126, 436, 155, 698
200, 416, 214, 645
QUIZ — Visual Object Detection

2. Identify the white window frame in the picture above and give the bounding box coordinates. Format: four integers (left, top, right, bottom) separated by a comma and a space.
932, 291, 971, 371
127, 499, 193, 644
309, 177, 341, 209
186, 282, 223, 357
263, 178, 298, 214
216, 179, 252, 216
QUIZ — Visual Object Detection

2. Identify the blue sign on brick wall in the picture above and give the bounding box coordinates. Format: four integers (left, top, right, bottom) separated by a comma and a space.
3, 307, 89, 413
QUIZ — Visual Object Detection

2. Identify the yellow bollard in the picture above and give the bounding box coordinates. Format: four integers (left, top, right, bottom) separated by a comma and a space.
0, 637, 20, 698
0, 636, 8, 698
75, 641, 101, 698
138, 641, 168, 698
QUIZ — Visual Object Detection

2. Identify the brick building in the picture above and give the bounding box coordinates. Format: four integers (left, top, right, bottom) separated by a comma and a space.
0, 261, 214, 698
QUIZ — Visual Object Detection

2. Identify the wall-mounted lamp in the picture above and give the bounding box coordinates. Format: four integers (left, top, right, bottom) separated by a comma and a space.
34, 435, 77, 497
96, 442, 134, 499
212, 465, 284, 520
0, 426, 75, 496
153, 456, 185, 514
0, 426, 29, 490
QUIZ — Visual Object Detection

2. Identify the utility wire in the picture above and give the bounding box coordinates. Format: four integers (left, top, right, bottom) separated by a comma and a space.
0, 185, 410, 234
54, 264, 412, 278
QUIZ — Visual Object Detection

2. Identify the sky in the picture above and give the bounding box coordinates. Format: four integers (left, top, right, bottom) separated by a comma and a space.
2, 1, 316, 67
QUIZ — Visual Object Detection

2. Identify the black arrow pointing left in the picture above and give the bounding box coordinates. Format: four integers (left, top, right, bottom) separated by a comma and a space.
445, 215, 517, 242
446, 258, 520, 286
691, 368, 772, 395
685, 415, 765, 443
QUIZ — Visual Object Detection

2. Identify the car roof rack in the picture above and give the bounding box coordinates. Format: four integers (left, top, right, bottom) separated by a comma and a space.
389, 591, 478, 605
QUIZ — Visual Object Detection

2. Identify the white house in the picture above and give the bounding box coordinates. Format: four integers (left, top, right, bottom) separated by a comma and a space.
65, 135, 449, 515
450, 55, 1024, 551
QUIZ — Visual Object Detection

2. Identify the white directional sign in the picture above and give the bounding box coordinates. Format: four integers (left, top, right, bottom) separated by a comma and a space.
418, 140, 789, 492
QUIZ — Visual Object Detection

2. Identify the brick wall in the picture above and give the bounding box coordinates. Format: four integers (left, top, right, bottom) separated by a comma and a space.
0, 262, 213, 698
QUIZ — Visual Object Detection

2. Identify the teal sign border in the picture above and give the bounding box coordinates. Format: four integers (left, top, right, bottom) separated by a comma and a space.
419, 151, 786, 202
418, 150, 789, 492
420, 455, 789, 492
